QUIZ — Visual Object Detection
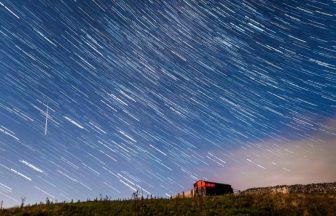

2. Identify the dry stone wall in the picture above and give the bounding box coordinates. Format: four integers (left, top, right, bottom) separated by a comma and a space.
242, 182, 336, 195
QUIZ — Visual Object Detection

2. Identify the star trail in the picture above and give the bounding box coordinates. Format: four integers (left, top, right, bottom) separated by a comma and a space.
0, 0, 336, 207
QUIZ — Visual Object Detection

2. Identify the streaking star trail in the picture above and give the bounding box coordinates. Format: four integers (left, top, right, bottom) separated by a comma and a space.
0, 0, 336, 208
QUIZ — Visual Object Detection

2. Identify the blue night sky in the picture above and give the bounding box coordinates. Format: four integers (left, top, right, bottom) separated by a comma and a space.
1, 0, 336, 207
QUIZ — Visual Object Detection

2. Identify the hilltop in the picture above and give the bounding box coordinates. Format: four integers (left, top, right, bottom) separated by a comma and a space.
1, 192, 335, 215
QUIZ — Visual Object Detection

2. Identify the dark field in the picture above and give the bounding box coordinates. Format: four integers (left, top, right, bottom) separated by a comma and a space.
1, 193, 335, 216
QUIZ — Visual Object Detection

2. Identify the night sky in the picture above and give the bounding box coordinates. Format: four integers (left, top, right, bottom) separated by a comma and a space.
1, 0, 336, 207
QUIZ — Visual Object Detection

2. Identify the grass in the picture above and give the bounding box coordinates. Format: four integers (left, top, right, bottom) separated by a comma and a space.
1, 193, 335, 216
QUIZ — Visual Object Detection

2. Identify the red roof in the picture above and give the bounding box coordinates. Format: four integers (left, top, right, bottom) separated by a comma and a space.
193, 180, 231, 188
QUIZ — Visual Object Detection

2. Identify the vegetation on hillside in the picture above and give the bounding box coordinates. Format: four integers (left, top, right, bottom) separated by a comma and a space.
1, 193, 335, 216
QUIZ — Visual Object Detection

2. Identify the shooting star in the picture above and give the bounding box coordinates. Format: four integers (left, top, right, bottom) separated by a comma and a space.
44, 104, 48, 136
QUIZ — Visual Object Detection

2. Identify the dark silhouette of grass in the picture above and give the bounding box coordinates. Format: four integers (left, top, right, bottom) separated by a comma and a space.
1, 193, 335, 216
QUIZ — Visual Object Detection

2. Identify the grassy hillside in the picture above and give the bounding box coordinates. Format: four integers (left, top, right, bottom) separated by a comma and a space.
1, 193, 335, 216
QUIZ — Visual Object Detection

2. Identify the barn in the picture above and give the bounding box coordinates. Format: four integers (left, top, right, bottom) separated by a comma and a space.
193, 180, 233, 196
173, 180, 233, 198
